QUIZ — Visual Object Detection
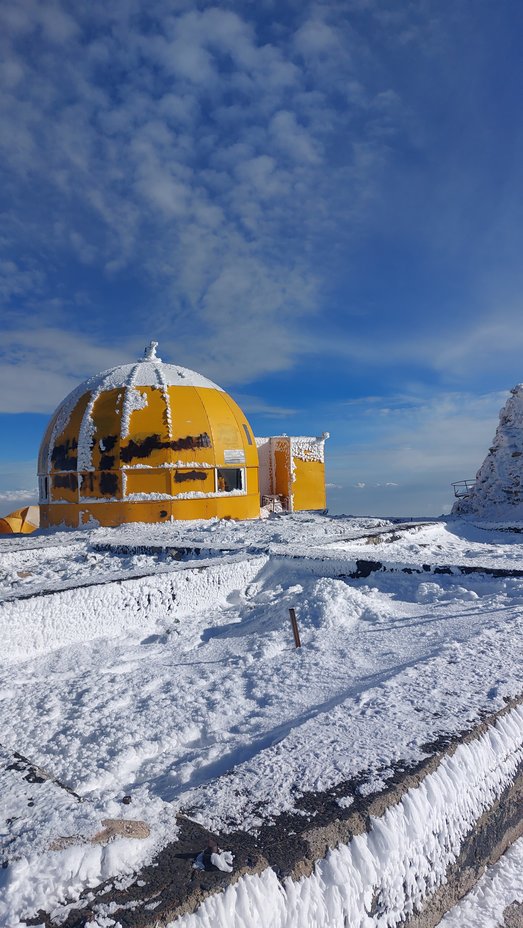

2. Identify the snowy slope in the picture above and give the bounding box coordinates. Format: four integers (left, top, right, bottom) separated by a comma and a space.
1, 513, 523, 926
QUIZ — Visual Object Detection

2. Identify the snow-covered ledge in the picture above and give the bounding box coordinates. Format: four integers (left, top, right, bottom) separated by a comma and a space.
167, 702, 523, 928
35, 698, 523, 928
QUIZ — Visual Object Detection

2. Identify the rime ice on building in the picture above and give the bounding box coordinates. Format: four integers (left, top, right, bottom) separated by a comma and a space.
34, 342, 329, 530
453, 384, 523, 519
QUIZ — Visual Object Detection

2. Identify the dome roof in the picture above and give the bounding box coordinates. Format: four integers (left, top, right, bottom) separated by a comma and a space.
38, 342, 237, 475
48, 342, 223, 455
38, 342, 259, 525
68, 340, 224, 395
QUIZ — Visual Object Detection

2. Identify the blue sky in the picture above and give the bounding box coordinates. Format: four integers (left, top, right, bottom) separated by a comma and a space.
1, 0, 522, 518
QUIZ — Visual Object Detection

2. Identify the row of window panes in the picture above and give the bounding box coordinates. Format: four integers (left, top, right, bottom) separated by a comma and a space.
39, 469, 245, 500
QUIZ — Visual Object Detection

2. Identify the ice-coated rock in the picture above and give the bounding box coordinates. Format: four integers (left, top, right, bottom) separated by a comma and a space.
453, 384, 523, 518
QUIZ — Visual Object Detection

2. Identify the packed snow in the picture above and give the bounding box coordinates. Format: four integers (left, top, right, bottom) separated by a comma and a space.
169, 705, 523, 928
1, 513, 523, 926
290, 436, 326, 464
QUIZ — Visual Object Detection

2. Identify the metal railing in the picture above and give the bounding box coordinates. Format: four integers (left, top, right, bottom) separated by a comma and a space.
261, 494, 289, 512
451, 479, 475, 498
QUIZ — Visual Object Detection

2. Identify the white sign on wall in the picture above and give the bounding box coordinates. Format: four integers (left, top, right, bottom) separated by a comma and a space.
224, 449, 245, 464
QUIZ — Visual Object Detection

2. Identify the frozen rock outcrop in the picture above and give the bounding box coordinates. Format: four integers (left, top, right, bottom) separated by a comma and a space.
453, 384, 523, 518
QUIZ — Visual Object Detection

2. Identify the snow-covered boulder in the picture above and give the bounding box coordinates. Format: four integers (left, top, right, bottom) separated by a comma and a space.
453, 384, 523, 519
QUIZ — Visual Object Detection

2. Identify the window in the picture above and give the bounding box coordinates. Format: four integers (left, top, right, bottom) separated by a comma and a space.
38, 476, 49, 501
216, 468, 244, 493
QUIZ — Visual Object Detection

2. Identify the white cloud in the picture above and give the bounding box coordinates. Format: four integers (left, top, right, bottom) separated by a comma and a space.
293, 19, 341, 57
426, 316, 523, 380
0, 329, 138, 413
0, 488, 37, 501
0, 258, 44, 302
270, 110, 322, 164
4, 0, 506, 435
0, 1, 413, 397
0, 459, 39, 516
233, 394, 298, 418
298, 305, 523, 385
326, 389, 506, 516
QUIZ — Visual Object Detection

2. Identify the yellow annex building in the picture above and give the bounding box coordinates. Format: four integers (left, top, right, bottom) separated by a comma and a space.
30, 342, 328, 530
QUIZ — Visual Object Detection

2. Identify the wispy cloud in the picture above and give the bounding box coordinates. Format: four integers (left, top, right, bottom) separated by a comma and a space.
0, 328, 137, 413
326, 389, 506, 516
0, 1, 426, 394
233, 394, 298, 418
298, 309, 523, 386
0, 488, 37, 502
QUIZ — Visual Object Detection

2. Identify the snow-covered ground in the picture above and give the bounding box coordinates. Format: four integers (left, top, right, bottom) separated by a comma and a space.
1, 513, 523, 926
169, 705, 523, 928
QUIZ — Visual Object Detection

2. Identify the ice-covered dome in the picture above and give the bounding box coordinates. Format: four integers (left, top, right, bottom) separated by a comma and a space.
38, 342, 260, 528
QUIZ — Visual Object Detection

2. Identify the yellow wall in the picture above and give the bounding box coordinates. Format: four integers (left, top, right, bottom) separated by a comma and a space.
291, 458, 327, 511
38, 362, 326, 527
272, 438, 292, 506
40, 384, 260, 527
259, 436, 327, 512
40, 492, 260, 528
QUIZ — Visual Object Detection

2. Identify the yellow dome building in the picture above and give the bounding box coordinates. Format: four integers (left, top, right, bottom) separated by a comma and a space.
38, 342, 260, 528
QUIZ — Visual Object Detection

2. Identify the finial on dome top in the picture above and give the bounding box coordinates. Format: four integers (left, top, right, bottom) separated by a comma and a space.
143, 340, 161, 361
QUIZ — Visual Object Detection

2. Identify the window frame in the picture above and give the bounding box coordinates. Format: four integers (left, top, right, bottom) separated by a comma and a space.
215, 467, 246, 494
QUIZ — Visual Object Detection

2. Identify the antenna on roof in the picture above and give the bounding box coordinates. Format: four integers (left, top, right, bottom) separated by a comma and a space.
143, 340, 160, 361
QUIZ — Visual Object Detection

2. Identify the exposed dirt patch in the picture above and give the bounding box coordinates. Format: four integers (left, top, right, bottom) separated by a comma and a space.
504, 901, 523, 928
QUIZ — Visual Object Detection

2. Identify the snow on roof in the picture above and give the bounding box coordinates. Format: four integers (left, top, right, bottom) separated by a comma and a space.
290, 435, 326, 463
67, 342, 224, 397
44, 342, 224, 470
254, 435, 328, 463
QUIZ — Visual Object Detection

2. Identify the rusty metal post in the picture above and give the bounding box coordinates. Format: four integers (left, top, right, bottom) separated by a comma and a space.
289, 608, 301, 648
